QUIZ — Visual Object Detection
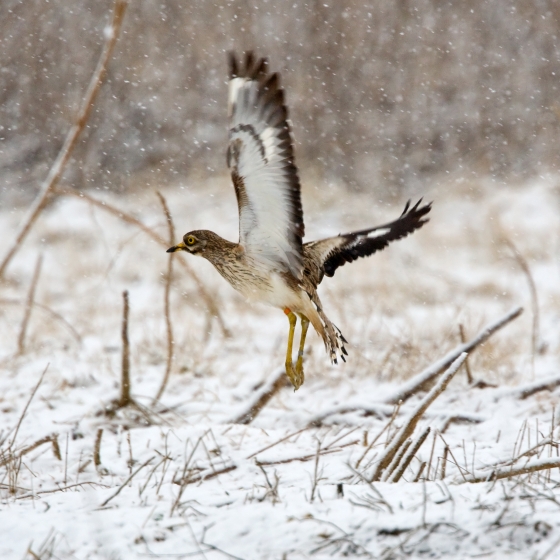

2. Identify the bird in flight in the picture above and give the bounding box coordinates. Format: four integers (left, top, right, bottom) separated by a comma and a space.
167, 52, 431, 389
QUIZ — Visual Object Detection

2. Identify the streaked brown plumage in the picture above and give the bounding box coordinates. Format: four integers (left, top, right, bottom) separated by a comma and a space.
168, 52, 431, 389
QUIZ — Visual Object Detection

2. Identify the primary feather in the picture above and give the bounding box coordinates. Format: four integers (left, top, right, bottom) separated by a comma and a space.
227, 52, 304, 280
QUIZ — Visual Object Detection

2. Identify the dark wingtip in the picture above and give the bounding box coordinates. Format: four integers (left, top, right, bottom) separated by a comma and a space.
228, 51, 238, 79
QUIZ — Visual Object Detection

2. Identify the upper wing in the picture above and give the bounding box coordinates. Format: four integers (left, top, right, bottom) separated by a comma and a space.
227, 52, 304, 279
303, 199, 432, 286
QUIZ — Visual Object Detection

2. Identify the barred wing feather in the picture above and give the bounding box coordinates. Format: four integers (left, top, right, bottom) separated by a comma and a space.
227, 52, 304, 279
304, 199, 431, 285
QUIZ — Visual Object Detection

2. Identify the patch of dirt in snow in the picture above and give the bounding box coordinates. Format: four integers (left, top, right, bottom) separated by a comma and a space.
1, 176, 560, 559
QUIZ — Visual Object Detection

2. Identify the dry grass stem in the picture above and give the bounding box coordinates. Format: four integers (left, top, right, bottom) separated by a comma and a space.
371, 353, 467, 482
100, 457, 154, 507
246, 427, 308, 459
256, 442, 358, 466
17, 482, 108, 501
17, 254, 43, 355
51, 185, 230, 338
384, 307, 523, 405
10, 364, 49, 450
153, 192, 176, 404
0, 0, 128, 280
231, 368, 290, 424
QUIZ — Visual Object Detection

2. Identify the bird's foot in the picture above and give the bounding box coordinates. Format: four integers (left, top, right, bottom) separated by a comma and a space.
285, 359, 304, 390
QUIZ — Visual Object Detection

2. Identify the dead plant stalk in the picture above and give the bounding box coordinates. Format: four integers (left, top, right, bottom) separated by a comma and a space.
119, 290, 131, 407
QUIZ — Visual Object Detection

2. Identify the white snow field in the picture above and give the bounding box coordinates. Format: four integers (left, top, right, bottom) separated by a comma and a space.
1, 175, 560, 559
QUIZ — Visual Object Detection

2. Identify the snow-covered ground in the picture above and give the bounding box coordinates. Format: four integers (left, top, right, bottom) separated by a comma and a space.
1, 176, 560, 559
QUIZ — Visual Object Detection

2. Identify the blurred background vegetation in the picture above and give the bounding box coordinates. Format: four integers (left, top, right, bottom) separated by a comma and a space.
2, 0, 560, 202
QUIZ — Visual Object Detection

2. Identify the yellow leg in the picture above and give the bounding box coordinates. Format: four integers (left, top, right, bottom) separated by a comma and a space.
284, 308, 300, 389
295, 314, 310, 387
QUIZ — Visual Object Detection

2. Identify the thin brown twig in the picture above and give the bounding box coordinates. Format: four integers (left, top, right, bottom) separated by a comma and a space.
17, 481, 109, 500
246, 427, 308, 459
51, 185, 230, 338
10, 364, 49, 450
17, 254, 43, 355
257, 440, 359, 466
0, 0, 128, 280
100, 457, 154, 507
153, 192, 176, 404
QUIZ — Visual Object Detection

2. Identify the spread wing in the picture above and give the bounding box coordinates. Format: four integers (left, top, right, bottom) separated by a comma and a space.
303, 199, 432, 286
227, 52, 304, 279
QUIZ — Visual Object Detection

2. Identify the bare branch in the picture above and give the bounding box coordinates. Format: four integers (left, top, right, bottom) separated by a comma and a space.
153, 192, 176, 404
0, 0, 128, 280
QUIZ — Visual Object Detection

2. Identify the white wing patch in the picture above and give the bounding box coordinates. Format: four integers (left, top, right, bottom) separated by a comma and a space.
228, 54, 304, 279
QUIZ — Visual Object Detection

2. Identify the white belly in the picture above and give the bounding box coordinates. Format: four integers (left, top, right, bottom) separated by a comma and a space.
237, 272, 303, 309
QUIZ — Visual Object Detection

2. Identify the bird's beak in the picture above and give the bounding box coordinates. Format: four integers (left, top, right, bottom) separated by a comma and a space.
167, 241, 186, 253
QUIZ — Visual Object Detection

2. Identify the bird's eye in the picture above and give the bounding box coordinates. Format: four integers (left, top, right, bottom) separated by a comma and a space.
186, 236, 196, 245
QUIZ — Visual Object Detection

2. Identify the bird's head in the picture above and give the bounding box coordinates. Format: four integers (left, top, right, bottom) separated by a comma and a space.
167, 230, 209, 256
